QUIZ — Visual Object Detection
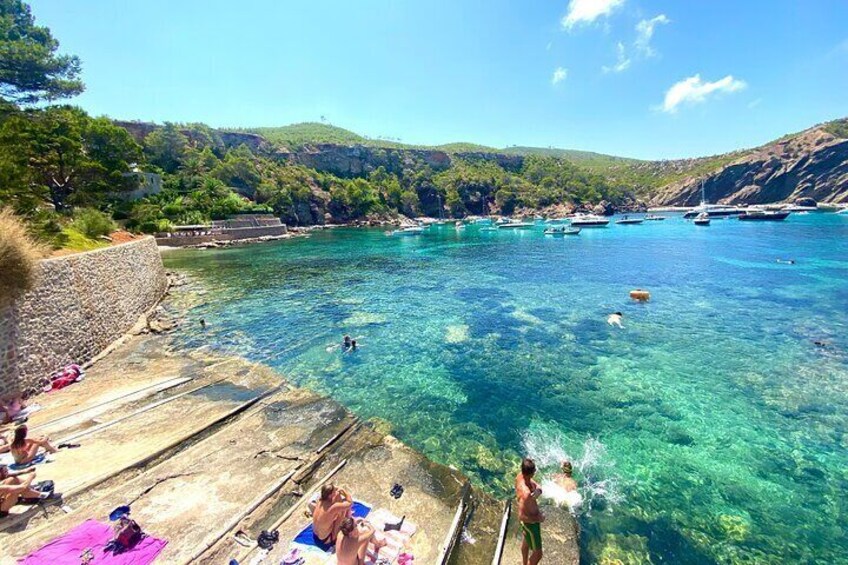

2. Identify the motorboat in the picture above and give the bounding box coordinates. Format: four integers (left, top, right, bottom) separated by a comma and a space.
644, 214, 666, 221
389, 226, 425, 236
683, 180, 743, 218
570, 214, 610, 227
693, 212, 710, 226
738, 210, 790, 221
544, 226, 581, 236
497, 221, 535, 229
615, 215, 644, 225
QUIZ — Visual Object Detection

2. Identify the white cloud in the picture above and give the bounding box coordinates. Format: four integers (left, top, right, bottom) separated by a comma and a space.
602, 41, 631, 73
660, 74, 747, 113
561, 0, 625, 30
635, 14, 670, 56
551, 67, 568, 85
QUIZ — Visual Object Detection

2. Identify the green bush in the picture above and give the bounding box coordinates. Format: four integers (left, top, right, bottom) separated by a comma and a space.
70, 208, 116, 239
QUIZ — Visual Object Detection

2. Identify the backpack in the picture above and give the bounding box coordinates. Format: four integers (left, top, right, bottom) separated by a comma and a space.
106, 517, 143, 553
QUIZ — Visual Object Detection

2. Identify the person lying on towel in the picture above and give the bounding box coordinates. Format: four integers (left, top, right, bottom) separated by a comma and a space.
336, 517, 387, 565
312, 483, 353, 549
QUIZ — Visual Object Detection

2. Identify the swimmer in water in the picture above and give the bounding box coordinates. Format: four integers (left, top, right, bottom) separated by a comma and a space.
342, 335, 352, 350
200, 318, 206, 329
349, 339, 357, 352
607, 312, 624, 329
776, 259, 796, 265
552, 460, 583, 513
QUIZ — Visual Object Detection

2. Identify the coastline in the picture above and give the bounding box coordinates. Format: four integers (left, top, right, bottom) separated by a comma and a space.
0, 271, 579, 564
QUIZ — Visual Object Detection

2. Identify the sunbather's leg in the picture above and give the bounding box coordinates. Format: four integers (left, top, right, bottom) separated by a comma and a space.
33, 436, 58, 454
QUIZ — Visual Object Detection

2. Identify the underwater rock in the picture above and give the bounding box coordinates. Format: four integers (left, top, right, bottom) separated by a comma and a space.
590, 533, 652, 565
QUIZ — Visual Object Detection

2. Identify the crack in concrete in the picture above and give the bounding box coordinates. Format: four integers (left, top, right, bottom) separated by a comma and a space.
128, 472, 198, 505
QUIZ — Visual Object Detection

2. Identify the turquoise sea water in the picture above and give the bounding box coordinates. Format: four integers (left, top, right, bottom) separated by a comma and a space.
164, 214, 848, 564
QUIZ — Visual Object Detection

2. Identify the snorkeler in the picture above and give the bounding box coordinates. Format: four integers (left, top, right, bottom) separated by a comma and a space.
607, 312, 624, 329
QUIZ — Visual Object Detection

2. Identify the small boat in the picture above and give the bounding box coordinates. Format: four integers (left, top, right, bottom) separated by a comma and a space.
570, 214, 610, 227
693, 212, 710, 226
616, 215, 644, 225
389, 226, 425, 236
544, 226, 581, 236
498, 222, 535, 229
644, 214, 666, 221
738, 210, 790, 221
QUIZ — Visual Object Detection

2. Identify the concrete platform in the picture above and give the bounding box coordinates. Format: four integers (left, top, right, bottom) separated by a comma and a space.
0, 283, 580, 564
500, 503, 580, 565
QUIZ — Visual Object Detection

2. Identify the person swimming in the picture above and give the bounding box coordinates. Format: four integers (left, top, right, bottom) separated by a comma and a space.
553, 461, 583, 512
343, 335, 352, 350
776, 259, 796, 265
607, 312, 624, 329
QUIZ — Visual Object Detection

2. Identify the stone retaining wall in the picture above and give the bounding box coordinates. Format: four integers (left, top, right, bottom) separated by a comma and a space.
0, 237, 167, 397
155, 225, 288, 247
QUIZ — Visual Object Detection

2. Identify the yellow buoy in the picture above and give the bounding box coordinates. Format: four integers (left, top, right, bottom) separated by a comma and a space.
630, 289, 651, 301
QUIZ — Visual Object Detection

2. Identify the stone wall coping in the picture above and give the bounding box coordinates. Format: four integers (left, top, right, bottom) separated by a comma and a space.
39, 236, 157, 265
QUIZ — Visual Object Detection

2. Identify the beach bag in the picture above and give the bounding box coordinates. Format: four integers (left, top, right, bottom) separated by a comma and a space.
106, 517, 143, 553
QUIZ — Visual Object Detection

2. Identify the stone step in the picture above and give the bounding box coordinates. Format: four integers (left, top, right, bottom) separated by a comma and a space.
3, 386, 354, 563
0, 359, 280, 535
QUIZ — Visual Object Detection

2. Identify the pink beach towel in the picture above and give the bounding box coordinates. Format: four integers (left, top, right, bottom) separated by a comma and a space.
20, 519, 167, 565
363, 509, 417, 565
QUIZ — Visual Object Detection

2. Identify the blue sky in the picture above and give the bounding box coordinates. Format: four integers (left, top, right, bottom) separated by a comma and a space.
29, 0, 848, 159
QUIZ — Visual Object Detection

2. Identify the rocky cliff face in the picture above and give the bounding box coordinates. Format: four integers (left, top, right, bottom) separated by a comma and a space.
651, 127, 848, 206
274, 143, 524, 177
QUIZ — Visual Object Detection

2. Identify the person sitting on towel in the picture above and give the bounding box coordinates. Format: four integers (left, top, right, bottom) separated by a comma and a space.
312, 483, 353, 549
336, 517, 387, 565
10, 425, 57, 466
0, 465, 46, 518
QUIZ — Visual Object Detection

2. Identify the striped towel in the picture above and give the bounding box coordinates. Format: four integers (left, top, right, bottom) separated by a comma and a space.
363, 509, 417, 565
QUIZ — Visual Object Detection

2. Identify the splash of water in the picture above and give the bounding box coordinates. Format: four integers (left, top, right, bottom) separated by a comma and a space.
521, 425, 624, 516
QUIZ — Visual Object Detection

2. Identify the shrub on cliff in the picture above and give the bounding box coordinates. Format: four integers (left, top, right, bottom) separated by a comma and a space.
0, 208, 47, 305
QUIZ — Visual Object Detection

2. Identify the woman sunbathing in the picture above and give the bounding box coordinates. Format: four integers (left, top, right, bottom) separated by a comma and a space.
10, 425, 57, 465
0, 465, 45, 518
0, 395, 26, 425
336, 517, 386, 565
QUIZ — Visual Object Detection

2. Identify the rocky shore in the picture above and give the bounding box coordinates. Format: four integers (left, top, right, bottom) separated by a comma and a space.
0, 270, 580, 564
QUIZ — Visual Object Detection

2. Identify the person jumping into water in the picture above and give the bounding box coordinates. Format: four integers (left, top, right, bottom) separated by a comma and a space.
607, 312, 624, 329
553, 460, 583, 512
515, 458, 545, 565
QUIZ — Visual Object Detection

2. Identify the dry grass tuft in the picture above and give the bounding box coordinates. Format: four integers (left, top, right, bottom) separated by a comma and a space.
0, 208, 47, 305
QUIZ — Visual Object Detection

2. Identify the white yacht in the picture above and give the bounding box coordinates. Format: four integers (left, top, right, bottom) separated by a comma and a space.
569, 214, 610, 227
683, 181, 743, 218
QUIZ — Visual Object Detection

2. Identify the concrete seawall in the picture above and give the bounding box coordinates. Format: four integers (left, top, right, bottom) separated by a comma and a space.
0, 237, 167, 397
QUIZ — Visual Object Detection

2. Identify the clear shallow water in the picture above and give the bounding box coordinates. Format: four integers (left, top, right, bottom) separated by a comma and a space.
164, 214, 848, 564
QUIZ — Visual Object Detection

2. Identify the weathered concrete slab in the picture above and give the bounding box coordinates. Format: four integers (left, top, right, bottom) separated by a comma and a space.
218, 425, 471, 565
8, 333, 231, 439
0, 354, 279, 533
501, 503, 579, 565
3, 388, 353, 563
